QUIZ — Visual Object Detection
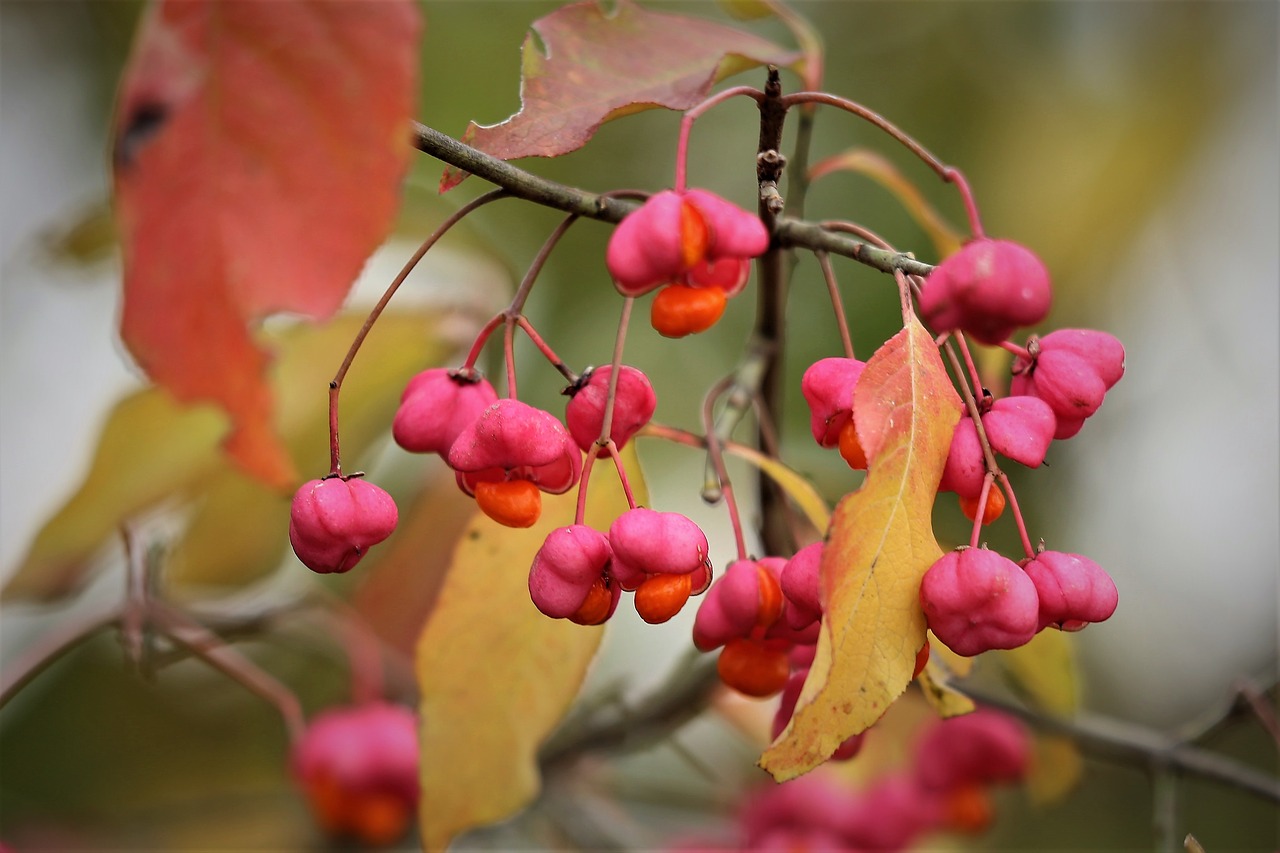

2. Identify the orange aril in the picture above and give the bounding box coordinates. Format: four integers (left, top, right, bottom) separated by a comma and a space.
753, 564, 784, 632
913, 638, 931, 678
944, 783, 993, 834
838, 418, 868, 470
651, 285, 727, 338
959, 487, 1006, 525
474, 479, 541, 528
634, 572, 693, 624
678, 200, 710, 269
570, 576, 614, 626
717, 637, 789, 697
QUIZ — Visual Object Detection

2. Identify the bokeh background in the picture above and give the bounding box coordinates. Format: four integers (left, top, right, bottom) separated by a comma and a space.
1, 1, 1276, 850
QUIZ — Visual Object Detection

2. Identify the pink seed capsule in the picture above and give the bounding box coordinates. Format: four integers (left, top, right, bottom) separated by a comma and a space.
912, 708, 1029, 791
801, 357, 867, 448
289, 476, 398, 574
1023, 550, 1118, 631
938, 416, 985, 499
392, 368, 497, 456
564, 365, 657, 453
447, 399, 582, 497
981, 395, 1056, 468
779, 542, 824, 630
608, 508, 711, 591
291, 702, 419, 845
919, 548, 1039, 656
919, 239, 1052, 345
528, 525, 617, 621
692, 558, 785, 652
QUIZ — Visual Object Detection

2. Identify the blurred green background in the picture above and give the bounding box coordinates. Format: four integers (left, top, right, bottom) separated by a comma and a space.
1, 1, 1275, 850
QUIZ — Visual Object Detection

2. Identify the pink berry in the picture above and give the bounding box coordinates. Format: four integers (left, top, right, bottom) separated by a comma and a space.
912, 708, 1029, 791
292, 702, 418, 845
919, 548, 1040, 656
1012, 348, 1106, 424
289, 476, 398, 574
692, 558, 785, 651
919, 239, 1052, 345
981, 395, 1056, 468
608, 508, 712, 592
938, 415, 985, 498
779, 542, 824, 630
1030, 329, 1126, 389
564, 365, 656, 453
392, 368, 497, 456
1023, 550, 1118, 631
528, 525, 618, 622
606, 189, 767, 297
447, 399, 582, 496
800, 357, 866, 448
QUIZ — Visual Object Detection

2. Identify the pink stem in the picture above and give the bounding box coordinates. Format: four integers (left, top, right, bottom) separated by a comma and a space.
605, 442, 639, 510
955, 333, 986, 397
460, 313, 505, 373
675, 86, 766, 191
969, 474, 994, 548
574, 444, 601, 526
503, 318, 518, 399
596, 298, 634, 446
327, 190, 507, 476
516, 315, 577, 383
782, 92, 985, 238
815, 251, 855, 360
702, 377, 749, 561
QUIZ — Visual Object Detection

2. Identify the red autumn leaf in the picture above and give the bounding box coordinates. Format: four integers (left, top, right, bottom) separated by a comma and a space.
112, 0, 422, 489
440, 0, 798, 190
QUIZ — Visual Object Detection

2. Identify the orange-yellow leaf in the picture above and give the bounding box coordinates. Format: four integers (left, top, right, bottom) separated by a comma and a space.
760, 315, 960, 780
416, 446, 648, 851
112, 0, 421, 488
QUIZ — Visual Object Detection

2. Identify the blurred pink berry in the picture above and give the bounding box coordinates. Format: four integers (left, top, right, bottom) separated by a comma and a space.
918, 239, 1052, 345
292, 701, 418, 845
841, 774, 944, 851
913, 708, 1029, 791
564, 364, 656, 452
800, 357, 866, 448
392, 368, 497, 456
528, 525, 619, 624
289, 476, 398, 574
447, 399, 581, 497
920, 548, 1040, 656
1024, 550, 1118, 631
606, 188, 768, 297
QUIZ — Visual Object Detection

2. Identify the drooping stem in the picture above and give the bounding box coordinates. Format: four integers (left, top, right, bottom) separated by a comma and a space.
941, 337, 1035, 557
327, 189, 507, 476
779, 92, 985, 238
596, 297, 635, 447
702, 376, 749, 562
674, 86, 765, 191
460, 312, 505, 373
517, 315, 577, 383
969, 474, 994, 548
509, 213, 579, 315
605, 441, 639, 510
503, 317, 518, 399
815, 251, 855, 360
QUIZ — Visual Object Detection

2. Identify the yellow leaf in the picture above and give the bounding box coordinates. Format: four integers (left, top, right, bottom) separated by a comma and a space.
725, 442, 830, 534
916, 660, 975, 719
4, 391, 228, 600
1027, 734, 1084, 805
808, 148, 965, 260
760, 315, 960, 780
416, 445, 648, 851
996, 628, 1078, 716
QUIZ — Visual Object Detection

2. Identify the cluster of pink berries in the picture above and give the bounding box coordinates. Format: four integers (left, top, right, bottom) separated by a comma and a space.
291, 702, 419, 846
670, 709, 1028, 852
288, 189, 778, 631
